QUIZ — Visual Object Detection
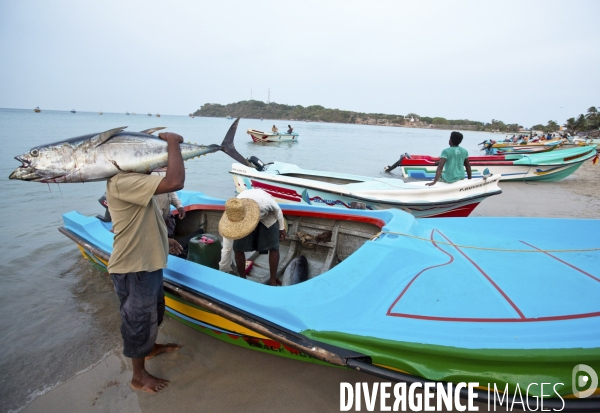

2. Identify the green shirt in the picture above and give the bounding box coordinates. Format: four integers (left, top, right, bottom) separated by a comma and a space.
440, 146, 468, 183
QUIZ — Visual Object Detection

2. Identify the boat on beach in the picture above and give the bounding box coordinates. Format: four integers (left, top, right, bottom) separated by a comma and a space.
230, 161, 502, 218
247, 128, 299, 142
58, 190, 600, 407
491, 137, 563, 148
397, 146, 597, 182
481, 140, 561, 155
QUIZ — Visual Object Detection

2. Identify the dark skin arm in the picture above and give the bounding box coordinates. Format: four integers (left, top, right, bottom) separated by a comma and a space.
464, 158, 472, 179
425, 158, 446, 186
155, 132, 185, 195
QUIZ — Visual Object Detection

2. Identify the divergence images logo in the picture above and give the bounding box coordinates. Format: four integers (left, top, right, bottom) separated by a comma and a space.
572, 364, 598, 398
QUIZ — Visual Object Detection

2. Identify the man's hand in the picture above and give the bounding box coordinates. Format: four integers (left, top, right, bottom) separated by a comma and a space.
168, 238, 183, 255
279, 230, 286, 241
426, 181, 437, 186
158, 132, 183, 143
177, 207, 186, 220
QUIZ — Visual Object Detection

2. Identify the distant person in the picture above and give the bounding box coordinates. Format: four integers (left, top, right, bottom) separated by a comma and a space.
152, 168, 186, 238
272, 125, 278, 133
218, 189, 286, 286
426, 131, 472, 186
287, 125, 293, 134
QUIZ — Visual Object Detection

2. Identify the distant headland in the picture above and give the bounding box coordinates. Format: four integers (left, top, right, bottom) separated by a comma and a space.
192, 101, 600, 136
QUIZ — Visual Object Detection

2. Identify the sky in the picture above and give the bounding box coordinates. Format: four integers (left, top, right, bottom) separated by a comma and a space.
0, 0, 598, 127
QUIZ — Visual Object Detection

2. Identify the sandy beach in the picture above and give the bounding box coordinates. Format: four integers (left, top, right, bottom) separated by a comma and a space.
21, 159, 600, 413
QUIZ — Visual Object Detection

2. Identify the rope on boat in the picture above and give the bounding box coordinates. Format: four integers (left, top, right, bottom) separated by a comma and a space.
370, 231, 600, 253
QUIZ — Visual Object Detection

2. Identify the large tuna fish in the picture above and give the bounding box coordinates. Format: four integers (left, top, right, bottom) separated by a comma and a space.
280, 255, 309, 286
9, 118, 248, 183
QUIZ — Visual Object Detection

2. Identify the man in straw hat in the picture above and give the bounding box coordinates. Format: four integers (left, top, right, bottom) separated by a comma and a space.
218, 189, 286, 286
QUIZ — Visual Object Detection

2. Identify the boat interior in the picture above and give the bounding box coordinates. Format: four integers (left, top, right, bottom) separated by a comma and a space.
172, 207, 381, 285
277, 173, 364, 185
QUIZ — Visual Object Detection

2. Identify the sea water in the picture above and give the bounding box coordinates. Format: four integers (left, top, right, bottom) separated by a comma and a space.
0, 108, 498, 412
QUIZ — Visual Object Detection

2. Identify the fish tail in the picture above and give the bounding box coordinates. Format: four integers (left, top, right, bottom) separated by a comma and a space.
220, 118, 250, 165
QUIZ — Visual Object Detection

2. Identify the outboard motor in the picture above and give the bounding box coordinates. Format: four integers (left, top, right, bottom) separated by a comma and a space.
247, 156, 268, 171
480, 140, 497, 155
96, 193, 112, 223
384, 153, 411, 173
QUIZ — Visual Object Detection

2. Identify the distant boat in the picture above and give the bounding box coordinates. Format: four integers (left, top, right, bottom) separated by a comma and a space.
125, 112, 130, 115
147, 113, 152, 116
34, 107, 41, 113
226, 116, 233, 119
98, 111, 103, 115
189, 114, 194, 118
71, 109, 76, 113
247, 128, 299, 143
132, 112, 136, 115
156, 113, 160, 118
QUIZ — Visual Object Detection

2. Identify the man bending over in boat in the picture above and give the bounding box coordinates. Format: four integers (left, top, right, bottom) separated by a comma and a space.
218, 189, 286, 286
106, 132, 185, 394
426, 131, 472, 186
272, 125, 279, 133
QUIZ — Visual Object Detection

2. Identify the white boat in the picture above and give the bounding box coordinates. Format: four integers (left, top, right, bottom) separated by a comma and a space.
247, 128, 299, 142
230, 160, 501, 218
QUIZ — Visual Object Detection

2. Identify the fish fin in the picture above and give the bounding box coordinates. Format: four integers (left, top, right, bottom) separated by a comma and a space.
220, 118, 250, 165
140, 127, 166, 135
91, 126, 128, 147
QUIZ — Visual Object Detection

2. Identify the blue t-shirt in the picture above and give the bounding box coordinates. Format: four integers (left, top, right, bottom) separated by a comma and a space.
440, 146, 469, 183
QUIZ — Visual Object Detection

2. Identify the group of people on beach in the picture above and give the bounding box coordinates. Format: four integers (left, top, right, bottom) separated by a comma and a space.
502, 132, 558, 143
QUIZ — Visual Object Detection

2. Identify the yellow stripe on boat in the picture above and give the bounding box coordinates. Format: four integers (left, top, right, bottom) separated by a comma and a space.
165, 296, 269, 339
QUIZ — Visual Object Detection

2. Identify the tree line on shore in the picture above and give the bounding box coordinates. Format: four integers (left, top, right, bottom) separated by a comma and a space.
532, 107, 599, 135
193, 100, 599, 135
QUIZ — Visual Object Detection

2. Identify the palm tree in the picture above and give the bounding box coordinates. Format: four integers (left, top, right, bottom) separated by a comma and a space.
546, 120, 558, 132
574, 114, 587, 133
565, 117, 577, 135
585, 106, 598, 129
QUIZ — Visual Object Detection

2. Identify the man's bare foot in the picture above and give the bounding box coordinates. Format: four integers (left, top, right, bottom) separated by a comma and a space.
130, 370, 170, 394
145, 343, 181, 360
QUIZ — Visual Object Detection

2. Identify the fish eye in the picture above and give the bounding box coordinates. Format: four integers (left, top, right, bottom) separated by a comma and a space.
30, 149, 39, 157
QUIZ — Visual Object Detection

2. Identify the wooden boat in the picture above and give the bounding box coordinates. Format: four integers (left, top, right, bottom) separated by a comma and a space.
247, 128, 299, 142
481, 140, 561, 155
33, 107, 41, 113
492, 137, 563, 148
230, 161, 501, 218
398, 146, 597, 182
58, 190, 600, 407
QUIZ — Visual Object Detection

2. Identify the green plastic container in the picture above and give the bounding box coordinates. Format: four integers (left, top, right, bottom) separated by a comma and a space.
187, 234, 222, 270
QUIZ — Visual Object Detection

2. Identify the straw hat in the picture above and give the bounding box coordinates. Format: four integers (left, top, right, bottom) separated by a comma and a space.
218, 198, 260, 240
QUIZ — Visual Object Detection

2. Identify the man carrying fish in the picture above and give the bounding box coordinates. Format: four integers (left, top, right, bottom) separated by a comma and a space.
218, 189, 286, 286
106, 131, 185, 394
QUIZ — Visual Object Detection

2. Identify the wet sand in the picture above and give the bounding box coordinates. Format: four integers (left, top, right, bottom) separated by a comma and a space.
23, 160, 599, 413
